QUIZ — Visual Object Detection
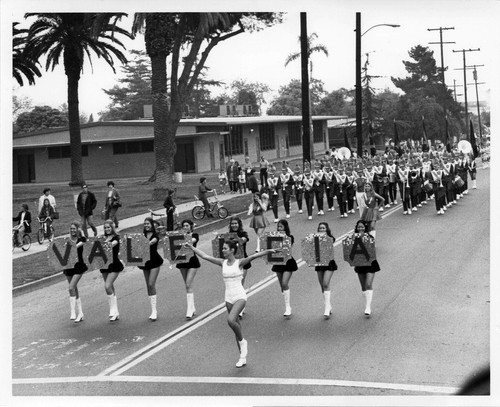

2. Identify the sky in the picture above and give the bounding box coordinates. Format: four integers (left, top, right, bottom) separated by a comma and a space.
4, 0, 499, 121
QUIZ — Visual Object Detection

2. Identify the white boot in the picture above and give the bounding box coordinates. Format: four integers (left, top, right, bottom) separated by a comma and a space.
149, 295, 157, 321
371, 230, 376, 239
283, 289, 292, 317
69, 296, 76, 320
236, 339, 247, 368
74, 298, 84, 323
255, 237, 261, 252
109, 294, 119, 321
364, 290, 373, 316
107, 294, 114, 318
323, 290, 332, 319
186, 293, 196, 319
472, 180, 477, 189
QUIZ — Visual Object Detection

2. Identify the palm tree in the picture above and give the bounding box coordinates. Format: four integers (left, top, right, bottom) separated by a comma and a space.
24, 13, 131, 186
13, 22, 41, 86
284, 32, 329, 79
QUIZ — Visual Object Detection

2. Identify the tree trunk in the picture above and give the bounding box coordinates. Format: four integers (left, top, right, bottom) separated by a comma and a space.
66, 70, 84, 186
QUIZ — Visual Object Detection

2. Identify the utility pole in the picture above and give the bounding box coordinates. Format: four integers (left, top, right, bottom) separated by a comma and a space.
466, 64, 485, 141
449, 79, 463, 103
355, 12, 362, 157
452, 48, 480, 138
300, 12, 312, 163
427, 27, 455, 85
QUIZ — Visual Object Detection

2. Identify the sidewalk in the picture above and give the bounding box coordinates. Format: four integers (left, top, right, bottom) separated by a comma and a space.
12, 190, 253, 260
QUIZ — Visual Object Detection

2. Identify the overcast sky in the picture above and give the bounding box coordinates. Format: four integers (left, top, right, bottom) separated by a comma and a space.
4, 0, 499, 120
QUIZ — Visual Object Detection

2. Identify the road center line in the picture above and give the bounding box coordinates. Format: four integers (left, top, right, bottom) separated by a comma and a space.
12, 374, 458, 394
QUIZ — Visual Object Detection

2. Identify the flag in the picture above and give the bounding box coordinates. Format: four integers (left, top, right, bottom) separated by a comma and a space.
393, 119, 402, 156
343, 127, 351, 151
470, 120, 479, 158
445, 117, 452, 153
422, 116, 429, 152
368, 121, 376, 157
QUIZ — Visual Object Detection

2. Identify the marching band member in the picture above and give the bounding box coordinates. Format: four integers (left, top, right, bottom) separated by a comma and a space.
442, 155, 456, 207
267, 169, 281, 223
138, 217, 164, 321
334, 165, 349, 218
431, 160, 446, 215
408, 159, 421, 211
312, 163, 325, 216
186, 239, 275, 368
467, 153, 477, 190
346, 165, 357, 214
323, 165, 336, 212
398, 161, 412, 215
372, 158, 387, 211
352, 220, 381, 317
248, 192, 270, 252
100, 220, 124, 322
303, 169, 315, 220
456, 153, 468, 198
354, 163, 367, 217
314, 222, 338, 319
421, 154, 433, 204
293, 166, 304, 214
360, 182, 385, 238
386, 157, 398, 205
280, 163, 294, 219
271, 219, 298, 318
176, 219, 201, 319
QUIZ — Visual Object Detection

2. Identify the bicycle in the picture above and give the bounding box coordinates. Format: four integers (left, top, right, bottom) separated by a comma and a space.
148, 209, 182, 236
37, 217, 55, 244
12, 228, 31, 252
192, 190, 229, 220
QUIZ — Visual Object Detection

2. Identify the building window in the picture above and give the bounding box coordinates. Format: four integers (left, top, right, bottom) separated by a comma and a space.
224, 125, 243, 156
48, 145, 88, 159
288, 122, 302, 146
259, 123, 275, 151
112, 140, 154, 155
313, 121, 323, 143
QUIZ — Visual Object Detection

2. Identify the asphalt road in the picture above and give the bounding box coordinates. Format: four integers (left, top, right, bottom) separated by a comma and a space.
11, 168, 490, 401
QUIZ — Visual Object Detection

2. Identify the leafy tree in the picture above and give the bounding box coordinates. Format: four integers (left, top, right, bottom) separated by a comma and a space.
132, 12, 284, 199
100, 50, 153, 120
12, 22, 41, 86
315, 88, 355, 116
13, 94, 33, 121
219, 79, 271, 115
266, 78, 326, 115
14, 105, 68, 135
24, 13, 131, 186
184, 66, 224, 118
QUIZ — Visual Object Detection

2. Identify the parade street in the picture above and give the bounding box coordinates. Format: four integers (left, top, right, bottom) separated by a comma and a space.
12, 168, 489, 399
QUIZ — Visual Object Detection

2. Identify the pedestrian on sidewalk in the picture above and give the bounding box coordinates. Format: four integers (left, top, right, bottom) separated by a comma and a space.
271, 219, 298, 318
176, 219, 200, 319
247, 169, 259, 194
238, 169, 246, 193
185, 238, 275, 368
218, 169, 228, 194
227, 159, 239, 193
248, 192, 270, 252
38, 188, 56, 214
76, 184, 98, 238
138, 217, 164, 321
64, 221, 87, 323
100, 220, 124, 321
103, 181, 121, 228
259, 156, 269, 189
163, 188, 176, 231
314, 222, 338, 319
351, 220, 381, 317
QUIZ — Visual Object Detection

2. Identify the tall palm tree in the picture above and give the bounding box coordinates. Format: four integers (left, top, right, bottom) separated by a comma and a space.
24, 13, 131, 186
13, 22, 42, 86
284, 32, 329, 79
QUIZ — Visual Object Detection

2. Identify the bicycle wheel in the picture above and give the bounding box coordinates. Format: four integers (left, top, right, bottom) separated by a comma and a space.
21, 234, 31, 251
37, 228, 45, 244
217, 207, 229, 219
192, 206, 206, 220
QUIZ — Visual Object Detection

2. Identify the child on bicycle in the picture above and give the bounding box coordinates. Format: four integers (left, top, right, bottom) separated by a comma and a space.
238, 169, 247, 194
219, 169, 228, 194
13, 203, 32, 245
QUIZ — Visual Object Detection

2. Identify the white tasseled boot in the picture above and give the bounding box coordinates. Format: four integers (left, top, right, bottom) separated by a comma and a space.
109, 294, 119, 321
364, 290, 373, 316
283, 289, 292, 317
74, 298, 84, 323
236, 338, 247, 368
186, 293, 196, 319
323, 290, 332, 319
69, 296, 76, 320
149, 295, 157, 321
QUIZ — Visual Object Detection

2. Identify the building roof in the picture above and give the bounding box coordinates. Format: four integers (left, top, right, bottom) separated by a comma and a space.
13, 115, 340, 149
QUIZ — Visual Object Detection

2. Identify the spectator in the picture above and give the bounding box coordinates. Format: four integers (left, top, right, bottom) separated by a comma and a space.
199, 177, 214, 218
76, 184, 98, 238
259, 156, 269, 188
163, 188, 176, 231
247, 169, 259, 194
218, 169, 228, 194
238, 169, 247, 193
38, 188, 56, 214
227, 159, 240, 193
13, 203, 32, 246
104, 181, 121, 228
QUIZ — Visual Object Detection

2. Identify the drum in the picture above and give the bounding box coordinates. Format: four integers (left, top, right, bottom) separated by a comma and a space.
423, 180, 433, 193
389, 173, 396, 183
455, 175, 465, 188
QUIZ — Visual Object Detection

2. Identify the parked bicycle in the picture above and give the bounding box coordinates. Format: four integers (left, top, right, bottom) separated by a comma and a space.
12, 228, 31, 252
192, 190, 229, 220
37, 216, 55, 244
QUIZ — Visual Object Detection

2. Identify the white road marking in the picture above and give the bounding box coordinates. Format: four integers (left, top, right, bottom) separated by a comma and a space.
12, 375, 459, 394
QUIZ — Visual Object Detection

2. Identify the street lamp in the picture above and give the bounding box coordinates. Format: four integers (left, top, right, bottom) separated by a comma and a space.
355, 12, 400, 157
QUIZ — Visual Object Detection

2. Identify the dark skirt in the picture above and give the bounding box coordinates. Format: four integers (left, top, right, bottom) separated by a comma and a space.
272, 257, 298, 273
176, 255, 201, 269
100, 261, 125, 274
64, 262, 88, 276
354, 260, 381, 274
315, 260, 338, 272
139, 256, 164, 270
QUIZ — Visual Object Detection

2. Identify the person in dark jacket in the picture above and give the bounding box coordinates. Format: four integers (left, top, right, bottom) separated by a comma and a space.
76, 184, 98, 238
13, 203, 31, 246
247, 169, 259, 194
163, 189, 176, 231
